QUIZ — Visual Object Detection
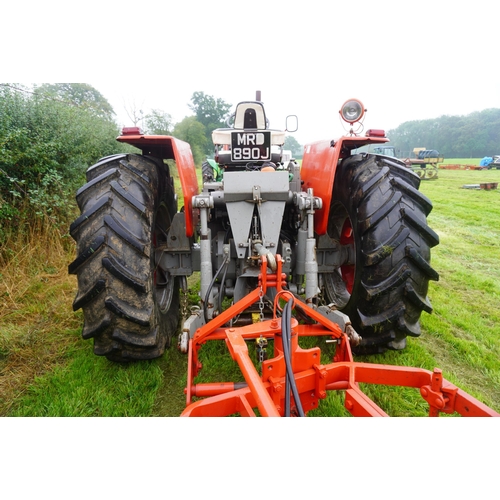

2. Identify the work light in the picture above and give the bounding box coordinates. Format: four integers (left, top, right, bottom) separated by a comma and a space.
340, 99, 365, 124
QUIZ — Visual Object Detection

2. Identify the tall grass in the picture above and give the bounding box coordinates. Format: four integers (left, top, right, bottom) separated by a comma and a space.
0, 217, 79, 415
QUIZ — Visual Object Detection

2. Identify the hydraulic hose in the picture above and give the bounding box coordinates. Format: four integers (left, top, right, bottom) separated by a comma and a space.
282, 299, 305, 417
218, 258, 229, 314
204, 253, 230, 322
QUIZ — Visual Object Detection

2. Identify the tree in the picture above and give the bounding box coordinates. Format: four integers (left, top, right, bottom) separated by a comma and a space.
173, 116, 207, 165
189, 91, 231, 153
34, 83, 115, 120
0, 83, 127, 237
144, 109, 173, 135
284, 136, 303, 157
124, 99, 144, 127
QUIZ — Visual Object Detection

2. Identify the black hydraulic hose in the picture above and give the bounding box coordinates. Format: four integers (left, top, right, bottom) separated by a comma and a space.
288, 290, 321, 324
282, 299, 305, 417
283, 302, 291, 417
204, 254, 229, 322
218, 257, 229, 314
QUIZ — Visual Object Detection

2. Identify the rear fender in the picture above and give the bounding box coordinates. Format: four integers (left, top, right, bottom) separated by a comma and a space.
117, 133, 199, 237
301, 136, 388, 235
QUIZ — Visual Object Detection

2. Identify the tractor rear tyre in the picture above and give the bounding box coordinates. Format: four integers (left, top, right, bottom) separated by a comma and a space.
322, 154, 439, 353
69, 154, 180, 361
202, 160, 214, 182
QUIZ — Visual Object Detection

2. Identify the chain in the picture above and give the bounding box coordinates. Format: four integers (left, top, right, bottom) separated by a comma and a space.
258, 286, 265, 322
254, 284, 268, 363
180, 276, 189, 321
256, 335, 268, 364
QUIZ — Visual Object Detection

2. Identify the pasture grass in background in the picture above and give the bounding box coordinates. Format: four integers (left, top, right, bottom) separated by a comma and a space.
1, 164, 499, 416
417, 168, 500, 409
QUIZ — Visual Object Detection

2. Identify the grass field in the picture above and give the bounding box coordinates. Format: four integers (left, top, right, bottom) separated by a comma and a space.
1, 162, 499, 417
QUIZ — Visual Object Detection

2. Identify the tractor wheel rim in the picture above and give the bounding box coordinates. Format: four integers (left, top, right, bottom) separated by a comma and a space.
153, 203, 174, 313
339, 217, 355, 294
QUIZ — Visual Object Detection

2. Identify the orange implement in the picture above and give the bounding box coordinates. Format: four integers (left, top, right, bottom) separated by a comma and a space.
182, 256, 499, 417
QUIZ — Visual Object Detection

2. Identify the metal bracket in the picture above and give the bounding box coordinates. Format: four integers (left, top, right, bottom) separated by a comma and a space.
420, 368, 458, 416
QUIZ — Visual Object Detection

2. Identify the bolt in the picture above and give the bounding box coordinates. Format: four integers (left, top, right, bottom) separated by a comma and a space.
345, 399, 353, 410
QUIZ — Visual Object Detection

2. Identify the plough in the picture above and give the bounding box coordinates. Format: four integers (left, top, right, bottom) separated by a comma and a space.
182, 255, 498, 417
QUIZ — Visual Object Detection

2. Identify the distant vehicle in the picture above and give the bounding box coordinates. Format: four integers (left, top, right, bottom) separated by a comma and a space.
480, 155, 500, 169
372, 146, 441, 179
406, 148, 444, 168
281, 149, 293, 163
372, 146, 397, 157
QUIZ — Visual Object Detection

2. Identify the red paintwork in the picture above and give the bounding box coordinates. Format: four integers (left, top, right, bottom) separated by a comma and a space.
116, 133, 199, 237
301, 135, 388, 235
339, 218, 355, 293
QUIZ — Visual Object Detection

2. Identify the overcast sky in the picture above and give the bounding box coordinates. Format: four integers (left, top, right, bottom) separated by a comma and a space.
4, 0, 499, 145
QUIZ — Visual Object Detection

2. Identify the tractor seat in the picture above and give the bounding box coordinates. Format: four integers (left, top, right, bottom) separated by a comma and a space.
234, 102, 267, 130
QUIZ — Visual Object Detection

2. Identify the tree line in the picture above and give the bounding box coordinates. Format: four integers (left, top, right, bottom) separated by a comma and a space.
387, 108, 500, 159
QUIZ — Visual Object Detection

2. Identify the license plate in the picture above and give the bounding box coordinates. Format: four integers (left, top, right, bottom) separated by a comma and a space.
231, 131, 271, 162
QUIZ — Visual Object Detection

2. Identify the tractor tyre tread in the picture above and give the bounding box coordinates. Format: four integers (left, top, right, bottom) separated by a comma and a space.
69, 153, 179, 361
324, 153, 439, 354
202, 160, 215, 182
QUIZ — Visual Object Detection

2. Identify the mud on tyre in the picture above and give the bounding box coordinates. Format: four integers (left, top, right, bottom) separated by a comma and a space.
69, 154, 179, 361
321, 153, 439, 353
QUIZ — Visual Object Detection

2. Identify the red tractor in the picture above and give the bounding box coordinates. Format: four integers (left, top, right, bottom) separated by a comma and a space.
69, 94, 497, 416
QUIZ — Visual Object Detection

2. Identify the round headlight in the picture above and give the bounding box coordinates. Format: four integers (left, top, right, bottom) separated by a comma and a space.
340, 99, 365, 124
